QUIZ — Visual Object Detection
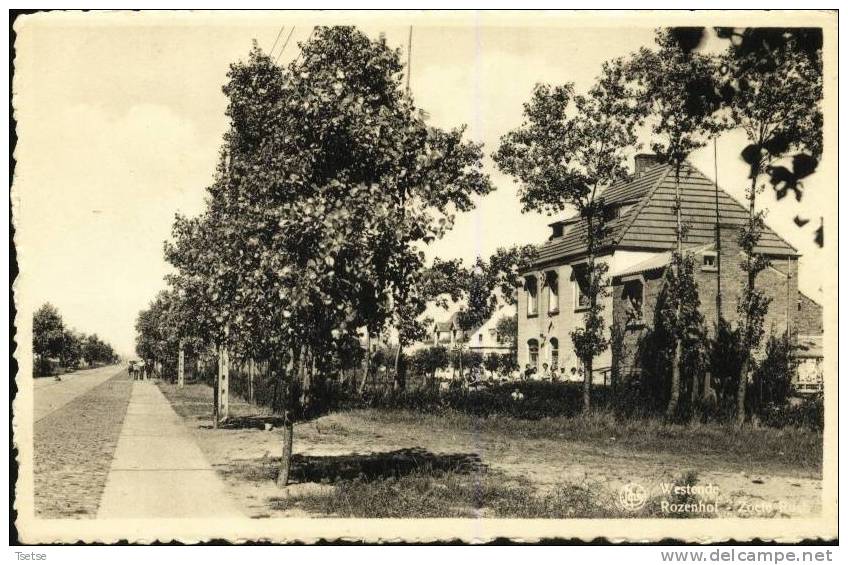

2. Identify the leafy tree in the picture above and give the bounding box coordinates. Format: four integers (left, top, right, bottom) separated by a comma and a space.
494, 59, 642, 410
655, 254, 709, 419
166, 27, 492, 487
719, 33, 821, 425
59, 329, 84, 370
33, 303, 64, 375
715, 28, 823, 203
626, 28, 724, 417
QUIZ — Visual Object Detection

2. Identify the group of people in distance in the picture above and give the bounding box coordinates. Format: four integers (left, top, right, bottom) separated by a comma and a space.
522, 362, 582, 383
460, 361, 583, 390
127, 359, 147, 381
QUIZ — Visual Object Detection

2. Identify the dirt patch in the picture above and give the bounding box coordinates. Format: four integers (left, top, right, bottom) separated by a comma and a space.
158, 382, 822, 519
33, 371, 133, 518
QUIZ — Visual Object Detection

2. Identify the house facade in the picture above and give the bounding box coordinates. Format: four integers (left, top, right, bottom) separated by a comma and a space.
517, 155, 823, 387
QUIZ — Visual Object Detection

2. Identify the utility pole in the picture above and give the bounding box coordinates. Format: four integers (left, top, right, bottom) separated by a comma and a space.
406, 26, 413, 95
714, 137, 723, 322
178, 340, 185, 388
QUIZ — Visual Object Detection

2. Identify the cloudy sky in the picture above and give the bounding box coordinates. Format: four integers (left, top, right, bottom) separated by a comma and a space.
13, 11, 834, 356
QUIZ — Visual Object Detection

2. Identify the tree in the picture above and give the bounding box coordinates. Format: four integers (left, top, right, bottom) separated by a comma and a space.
167, 27, 492, 487
626, 28, 724, 418
494, 59, 642, 410
59, 329, 83, 370
654, 253, 709, 419
33, 303, 64, 375
720, 33, 822, 425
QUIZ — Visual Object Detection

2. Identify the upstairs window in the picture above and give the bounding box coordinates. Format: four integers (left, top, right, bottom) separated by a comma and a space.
702, 251, 718, 272
546, 271, 559, 314
526, 276, 538, 317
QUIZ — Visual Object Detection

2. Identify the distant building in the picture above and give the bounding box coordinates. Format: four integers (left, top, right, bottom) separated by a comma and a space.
466, 304, 514, 356
517, 155, 824, 387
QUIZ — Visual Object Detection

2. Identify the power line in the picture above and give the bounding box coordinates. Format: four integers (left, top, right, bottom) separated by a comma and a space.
269, 25, 285, 58
275, 26, 296, 64
292, 27, 317, 66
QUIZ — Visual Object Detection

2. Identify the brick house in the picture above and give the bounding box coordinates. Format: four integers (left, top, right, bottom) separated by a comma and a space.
517, 155, 823, 386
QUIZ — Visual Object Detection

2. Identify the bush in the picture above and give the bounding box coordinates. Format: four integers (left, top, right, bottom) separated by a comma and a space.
749, 333, 797, 416
759, 395, 823, 432
355, 381, 613, 420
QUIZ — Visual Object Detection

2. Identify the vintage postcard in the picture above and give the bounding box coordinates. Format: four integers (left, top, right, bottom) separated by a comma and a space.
11, 9, 838, 544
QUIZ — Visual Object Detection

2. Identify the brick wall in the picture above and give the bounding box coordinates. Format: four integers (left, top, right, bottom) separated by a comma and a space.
519, 228, 822, 380
609, 226, 820, 374
796, 292, 824, 335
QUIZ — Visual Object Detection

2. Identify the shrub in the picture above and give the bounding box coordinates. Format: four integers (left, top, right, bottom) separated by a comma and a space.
759, 395, 823, 432
749, 332, 797, 416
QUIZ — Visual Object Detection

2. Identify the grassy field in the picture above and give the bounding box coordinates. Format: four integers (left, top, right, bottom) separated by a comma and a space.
158, 381, 822, 519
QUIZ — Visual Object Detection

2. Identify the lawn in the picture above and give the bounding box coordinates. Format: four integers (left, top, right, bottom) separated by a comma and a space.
158, 381, 823, 519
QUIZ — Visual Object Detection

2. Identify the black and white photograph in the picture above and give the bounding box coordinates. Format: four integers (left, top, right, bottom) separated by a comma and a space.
9, 8, 837, 546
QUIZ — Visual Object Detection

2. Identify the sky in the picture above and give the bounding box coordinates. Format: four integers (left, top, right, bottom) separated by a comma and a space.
12, 11, 833, 357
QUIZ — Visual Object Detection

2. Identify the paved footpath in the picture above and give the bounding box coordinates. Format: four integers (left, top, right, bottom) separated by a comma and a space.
97, 381, 243, 519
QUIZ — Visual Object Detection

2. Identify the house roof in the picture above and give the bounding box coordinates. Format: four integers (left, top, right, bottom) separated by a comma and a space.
531, 161, 798, 269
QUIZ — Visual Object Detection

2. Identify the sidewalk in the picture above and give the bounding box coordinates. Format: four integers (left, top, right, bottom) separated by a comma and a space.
97, 381, 243, 519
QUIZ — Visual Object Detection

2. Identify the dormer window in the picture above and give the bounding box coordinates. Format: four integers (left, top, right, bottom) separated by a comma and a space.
552, 223, 564, 238
702, 251, 718, 272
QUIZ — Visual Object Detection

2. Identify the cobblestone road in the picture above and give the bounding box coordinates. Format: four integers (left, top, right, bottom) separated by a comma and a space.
34, 370, 133, 518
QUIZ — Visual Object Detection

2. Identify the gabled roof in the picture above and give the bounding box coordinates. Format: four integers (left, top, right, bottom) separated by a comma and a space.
531, 161, 798, 268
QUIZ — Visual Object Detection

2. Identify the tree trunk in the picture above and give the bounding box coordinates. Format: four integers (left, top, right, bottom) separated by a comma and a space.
666, 342, 681, 419
247, 358, 255, 404
212, 349, 220, 428
667, 164, 683, 419
738, 167, 760, 427
583, 359, 592, 411
359, 332, 370, 394
276, 416, 294, 488
737, 356, 750, 426
393, 344, 404, 390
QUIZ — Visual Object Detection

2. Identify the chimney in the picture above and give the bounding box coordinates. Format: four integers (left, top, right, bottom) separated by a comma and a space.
634, 153, 663, 178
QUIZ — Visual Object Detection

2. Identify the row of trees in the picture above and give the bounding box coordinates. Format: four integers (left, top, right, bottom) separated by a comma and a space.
494, 27, 822, 423
138, 26, 822, 484
136, 27, 542, 486
32, 303, 119, 376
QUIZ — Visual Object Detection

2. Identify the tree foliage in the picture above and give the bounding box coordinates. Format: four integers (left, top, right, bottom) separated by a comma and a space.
494, 62, 641, 409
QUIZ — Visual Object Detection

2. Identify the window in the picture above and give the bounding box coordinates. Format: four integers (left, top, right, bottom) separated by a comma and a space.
702, 251, 718, 272
528, 339, 539, 368
622, 279, 644, 327
546, 271, 559, 314
573, 268, 591, 311
478, 334, 483, 344
552, 223, 564, 238
526, 276, 538, 317
550, 337, 559, 370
